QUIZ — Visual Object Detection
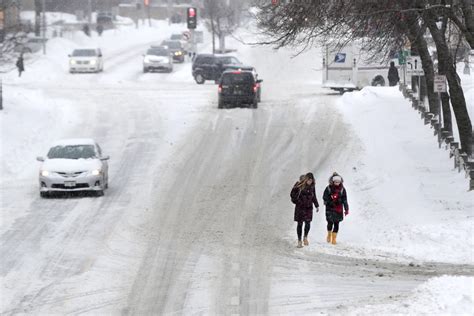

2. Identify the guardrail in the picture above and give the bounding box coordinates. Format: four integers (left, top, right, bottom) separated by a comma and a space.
400, 83, 474, 190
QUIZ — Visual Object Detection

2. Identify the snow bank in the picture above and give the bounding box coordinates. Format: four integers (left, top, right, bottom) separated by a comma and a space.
336, 86, 473, 264
351, 276, 474, 315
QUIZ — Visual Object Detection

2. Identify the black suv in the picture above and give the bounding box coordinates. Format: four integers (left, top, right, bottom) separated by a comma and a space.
192, 54, 242, 84
218, 70, 263, 109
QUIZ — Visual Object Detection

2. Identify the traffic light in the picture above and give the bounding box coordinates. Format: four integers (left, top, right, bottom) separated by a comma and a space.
187, 7, 197, 29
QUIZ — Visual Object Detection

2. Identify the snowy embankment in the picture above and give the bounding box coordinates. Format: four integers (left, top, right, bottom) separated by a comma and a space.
333, 86, 473, 314
336, 86, 472, 265
351, 276, 473, 315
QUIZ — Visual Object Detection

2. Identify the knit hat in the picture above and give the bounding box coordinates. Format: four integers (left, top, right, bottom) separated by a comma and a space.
306, 172, 314, 180
332, 175, 342, 182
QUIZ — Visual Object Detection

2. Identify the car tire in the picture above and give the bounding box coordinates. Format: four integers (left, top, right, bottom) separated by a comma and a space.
40, 191, 49, 198
96, 190, 104, 197
218, 100, 224, 109
251, 100, 258, 109
143, 67, 148, 73
195, 73, 205, 84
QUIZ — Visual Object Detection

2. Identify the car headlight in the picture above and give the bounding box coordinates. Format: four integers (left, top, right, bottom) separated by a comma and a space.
90, 59, 97, 65
143, 56, 151, 63
91, 169, 101, 176
41, 170, 49, 176
70, 59, 76, 65
175, 51, 182, 56
163, 58, 170, 63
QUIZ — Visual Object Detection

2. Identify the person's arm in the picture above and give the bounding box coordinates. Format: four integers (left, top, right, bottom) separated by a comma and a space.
342, 188, 349, 215
323, 187, 331, 206
312, 186, 319, 209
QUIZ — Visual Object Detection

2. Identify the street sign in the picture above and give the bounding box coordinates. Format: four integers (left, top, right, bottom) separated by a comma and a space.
182, 31, 191, 41
434, 75, 447, 93
406, 56, 424, 76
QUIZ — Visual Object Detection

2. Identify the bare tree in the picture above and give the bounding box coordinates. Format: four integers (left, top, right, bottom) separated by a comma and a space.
255, 0, 472, 155
203, 0, 243, 53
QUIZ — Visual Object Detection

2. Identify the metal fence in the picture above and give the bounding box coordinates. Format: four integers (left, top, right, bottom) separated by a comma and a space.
400, 83, 474, 191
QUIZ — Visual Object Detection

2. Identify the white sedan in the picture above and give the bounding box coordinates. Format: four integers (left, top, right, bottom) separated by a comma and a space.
37, 139, 109, 197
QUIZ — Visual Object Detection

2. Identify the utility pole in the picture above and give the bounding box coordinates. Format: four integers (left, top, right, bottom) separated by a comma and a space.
42, 0, 46, 54
88, 0, 92, 26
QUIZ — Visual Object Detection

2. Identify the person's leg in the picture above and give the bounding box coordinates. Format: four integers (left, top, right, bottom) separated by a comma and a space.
326, 221, 333, 243
331, 221, 340, 244
303, 221, 311, 245
296, 221, 303, 248
296, 221, 303, 241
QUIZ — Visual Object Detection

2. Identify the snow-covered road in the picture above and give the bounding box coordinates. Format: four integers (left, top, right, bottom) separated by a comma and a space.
1, 22, 473, 315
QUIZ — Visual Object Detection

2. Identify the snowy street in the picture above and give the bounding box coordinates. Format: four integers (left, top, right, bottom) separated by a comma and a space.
1, 17, 473, 315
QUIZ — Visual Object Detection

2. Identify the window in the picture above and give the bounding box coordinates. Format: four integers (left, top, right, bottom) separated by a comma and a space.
47, 145, 97, 159
72, 49, 97, 57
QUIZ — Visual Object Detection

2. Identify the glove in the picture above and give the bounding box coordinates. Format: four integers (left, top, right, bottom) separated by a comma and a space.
344, 210, 349, 216
316, 207, 319, 213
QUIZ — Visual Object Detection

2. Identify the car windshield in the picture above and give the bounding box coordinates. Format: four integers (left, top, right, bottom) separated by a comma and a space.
218, 56, 241, 65
47, 145, 97, 159
221, 72, 254, 85
147, 48, 168, 56
72, 49, 97, 57
170, 34, 182, 40
162, 41, 181, 49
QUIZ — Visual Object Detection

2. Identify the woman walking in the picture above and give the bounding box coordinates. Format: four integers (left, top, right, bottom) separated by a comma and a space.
323, 172, 349, 245
290, 173, 319, 248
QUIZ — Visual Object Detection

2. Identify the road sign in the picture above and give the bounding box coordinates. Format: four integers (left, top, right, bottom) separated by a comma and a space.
434, 75, 447, 93
182, 31, 191, 41
406, 56, 424, 76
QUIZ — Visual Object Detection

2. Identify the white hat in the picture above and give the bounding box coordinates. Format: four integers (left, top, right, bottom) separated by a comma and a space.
332, 175, 342, 183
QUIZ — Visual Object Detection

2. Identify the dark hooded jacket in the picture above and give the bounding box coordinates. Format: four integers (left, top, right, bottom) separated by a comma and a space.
323, 175, 349, 223
291, 182, 319, 222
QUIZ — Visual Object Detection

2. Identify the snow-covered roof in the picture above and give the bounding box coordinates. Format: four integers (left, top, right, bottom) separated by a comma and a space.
51, 138, 96, 147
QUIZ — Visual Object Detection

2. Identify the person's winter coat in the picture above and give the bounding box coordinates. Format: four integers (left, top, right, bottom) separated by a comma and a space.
291, 183, 319, 222
388, 65, 399, 86
323, 184, 349, 223
16, 56, 24, 72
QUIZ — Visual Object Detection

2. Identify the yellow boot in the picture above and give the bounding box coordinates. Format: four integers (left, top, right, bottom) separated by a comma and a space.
326, 231, 332, 243
331, 232, 337, 245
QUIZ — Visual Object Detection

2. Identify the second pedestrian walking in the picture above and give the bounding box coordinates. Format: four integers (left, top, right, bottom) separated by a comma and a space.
323, 172, 349, 245
290, 172, 319, 248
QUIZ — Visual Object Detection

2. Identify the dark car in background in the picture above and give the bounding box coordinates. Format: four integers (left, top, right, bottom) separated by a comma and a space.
161, 40, 185, 63
217, 70, 263, 109
192, 54, 242, 84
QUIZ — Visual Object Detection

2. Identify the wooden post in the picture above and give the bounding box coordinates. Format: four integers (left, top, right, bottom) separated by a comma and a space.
424, 113, 434, 125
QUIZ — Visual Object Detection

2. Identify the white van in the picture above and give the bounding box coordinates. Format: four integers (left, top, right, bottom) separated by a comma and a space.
69, 48, 104, 73
322, 42, 397, 93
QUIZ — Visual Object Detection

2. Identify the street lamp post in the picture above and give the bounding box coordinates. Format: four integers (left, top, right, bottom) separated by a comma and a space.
42, 0, 46, 54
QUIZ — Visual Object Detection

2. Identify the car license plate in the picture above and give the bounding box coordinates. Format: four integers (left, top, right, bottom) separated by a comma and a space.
64, 181, 76, 187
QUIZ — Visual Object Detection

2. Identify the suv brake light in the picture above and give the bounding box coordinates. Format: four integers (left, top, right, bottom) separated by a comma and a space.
253, 84, 258, 93
218, 85, 222, 93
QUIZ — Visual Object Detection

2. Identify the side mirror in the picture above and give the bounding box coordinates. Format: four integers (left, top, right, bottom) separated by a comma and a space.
256, 79, 263, 83
100, 155, 110, 161
36, 156, 45, 162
